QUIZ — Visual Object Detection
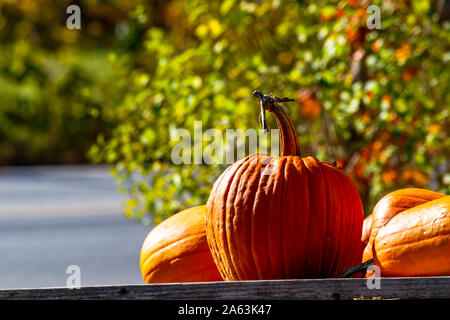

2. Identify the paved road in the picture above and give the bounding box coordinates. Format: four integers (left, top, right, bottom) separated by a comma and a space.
0, 166, 150, 289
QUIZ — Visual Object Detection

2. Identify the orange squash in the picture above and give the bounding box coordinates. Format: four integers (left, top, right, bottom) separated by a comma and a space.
360, 214, 373, 257
140, 205, 222, 283
373, 195, 450, 276
362, 188, 444, 262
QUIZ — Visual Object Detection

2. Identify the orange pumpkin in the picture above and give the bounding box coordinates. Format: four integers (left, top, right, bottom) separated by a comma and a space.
373, 195, 450, 276
342, 215, 374, 278
362, 188, 445, 262
140, 205, 222, 283
206, 91, 364, 280
360, 214, 373, 257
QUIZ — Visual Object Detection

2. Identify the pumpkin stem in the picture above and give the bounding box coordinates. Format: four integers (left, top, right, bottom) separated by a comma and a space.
252, 90, 301, 157
339, 259, 374, 278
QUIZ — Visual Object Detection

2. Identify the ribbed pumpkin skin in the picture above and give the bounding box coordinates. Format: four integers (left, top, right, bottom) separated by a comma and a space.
373, 196, 450, 276
140, 205, 222, 283
206, 153, 364, 280
362, 188, 445, 262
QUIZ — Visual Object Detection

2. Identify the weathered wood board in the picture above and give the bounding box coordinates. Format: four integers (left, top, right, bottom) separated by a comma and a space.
1, 277, 449, 300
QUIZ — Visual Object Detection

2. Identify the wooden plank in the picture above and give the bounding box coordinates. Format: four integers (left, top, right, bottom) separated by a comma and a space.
1, 277, 449, 300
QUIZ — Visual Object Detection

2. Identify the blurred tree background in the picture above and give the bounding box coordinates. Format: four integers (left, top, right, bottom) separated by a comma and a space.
0, 0, 134, 164
1, 0, 449, 223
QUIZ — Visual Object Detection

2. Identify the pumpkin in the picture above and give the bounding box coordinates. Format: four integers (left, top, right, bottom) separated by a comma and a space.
373, 195, 450, 276
342, 215, 374, 278
360, 214, 373, 257
362, 188, 445, 262
140, 205, 222, 283
205, 91, 364, 280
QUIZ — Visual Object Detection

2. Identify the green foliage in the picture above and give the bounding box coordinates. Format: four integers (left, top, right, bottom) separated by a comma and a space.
2, 1, 448, 221
0, 0, 132, 164
87, 0, 449, 222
